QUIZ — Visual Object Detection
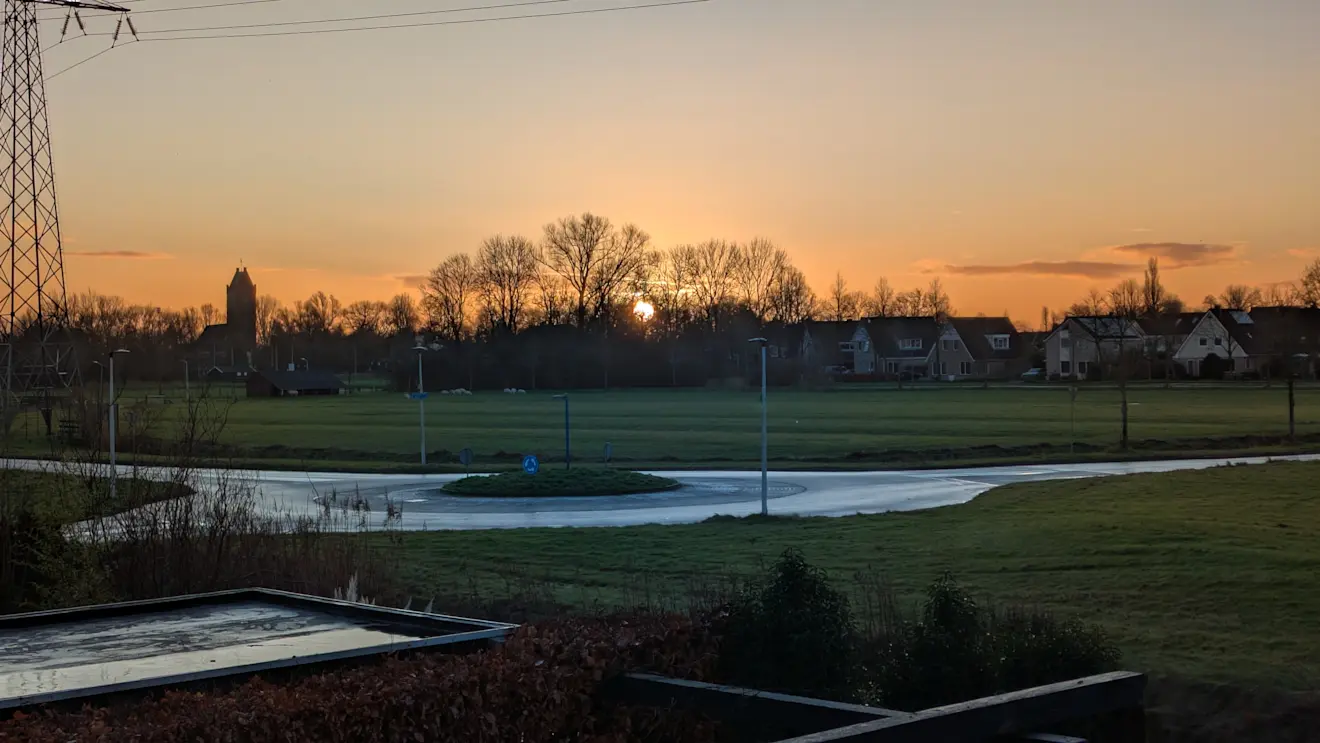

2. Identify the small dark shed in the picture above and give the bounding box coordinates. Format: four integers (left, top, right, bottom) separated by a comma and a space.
246, 370, 346, 398
206, 365, 255, 382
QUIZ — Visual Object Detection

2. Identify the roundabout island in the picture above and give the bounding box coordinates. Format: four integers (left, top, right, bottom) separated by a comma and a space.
441, 468, 681, 498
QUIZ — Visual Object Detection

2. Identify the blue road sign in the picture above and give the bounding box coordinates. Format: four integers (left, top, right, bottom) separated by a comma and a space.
409, 392, 429, 400
522, 454, 540, 475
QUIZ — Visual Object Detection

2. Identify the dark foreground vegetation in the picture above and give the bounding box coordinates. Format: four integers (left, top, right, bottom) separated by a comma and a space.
443, 468, 679, 498
1, 552, 1123, 742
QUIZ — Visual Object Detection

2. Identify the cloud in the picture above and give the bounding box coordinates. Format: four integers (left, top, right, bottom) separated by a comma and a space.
395, 274, 427, 289
941, 260, 1138, 279
1110, 242, 1236, 267
65, 250, 170, 260
1287, 248, 1317, 259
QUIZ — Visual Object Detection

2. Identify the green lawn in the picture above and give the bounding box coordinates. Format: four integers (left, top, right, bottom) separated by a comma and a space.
11, 383, 1319, 469
393, 461, 1320, 689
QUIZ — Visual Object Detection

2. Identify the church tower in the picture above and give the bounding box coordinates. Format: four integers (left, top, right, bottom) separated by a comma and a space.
226, 267, 257, 350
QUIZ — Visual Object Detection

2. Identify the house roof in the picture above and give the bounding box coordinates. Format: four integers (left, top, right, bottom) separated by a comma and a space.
946, 316, 1018, 360
1137, 312, 1203, 337
801, 321, 858, 365
860, 316, 941, 359
253, 370, 345, 392
1066, 316, 1146, 340
1214, 307, 1320, 355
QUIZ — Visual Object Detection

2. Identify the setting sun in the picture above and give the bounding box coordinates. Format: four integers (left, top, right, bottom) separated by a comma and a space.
634, 300, 655, 321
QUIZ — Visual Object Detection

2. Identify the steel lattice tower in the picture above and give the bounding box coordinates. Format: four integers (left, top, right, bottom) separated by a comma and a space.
0, 0, 127, 431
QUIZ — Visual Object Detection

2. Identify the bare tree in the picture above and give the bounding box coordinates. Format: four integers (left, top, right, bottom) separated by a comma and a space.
587, 222, 652, 324
384, 294, 420, 336
734, 237, 788, 322
864, 277, 897, 318
295, 292, 342, 337
1107, 279, 1142, 318
1300, 259, 1320, 308
922, 278, 953, 320
1040, 306, 1052, 331
540, 213, 614, 328
1219, 284, 1263, 311
421, 253, 478, 341
768, 265, 817, 324
477, 235, 540, 334
653, 245, 696, 337
255, 295, 281, 346
342, 300, 384, 335
199, 303, 221, 327
1261, 282, 1298, 307
1140, 258, 1182, 316
1068, 288, 1108, 316
534, 271, 574, 327
689, 239, 739, 329
827, 272, 861, 322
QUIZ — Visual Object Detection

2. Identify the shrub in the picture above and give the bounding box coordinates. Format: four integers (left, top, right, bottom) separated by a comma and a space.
715, 549, 858, 700
860, 573, 1120, 710
0, 614, 723, 743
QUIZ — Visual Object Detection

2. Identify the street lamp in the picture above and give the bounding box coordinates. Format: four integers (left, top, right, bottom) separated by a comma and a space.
180, 359, 190, 404
749, 337, 769, 516
299, 357, 308, 371
412, 345, 427, 466
108, 349, 129, 499
552, 394, 570, 470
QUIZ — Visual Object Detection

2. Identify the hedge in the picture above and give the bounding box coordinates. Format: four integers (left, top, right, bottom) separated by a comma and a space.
0, 615, 721, 743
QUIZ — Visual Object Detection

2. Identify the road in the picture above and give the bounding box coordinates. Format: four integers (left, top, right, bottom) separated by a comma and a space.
149, 453, 1314, 530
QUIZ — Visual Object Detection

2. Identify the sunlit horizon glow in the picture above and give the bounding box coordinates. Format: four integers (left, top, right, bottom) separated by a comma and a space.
40, 0, 1320, 320
633, 300, 655, 321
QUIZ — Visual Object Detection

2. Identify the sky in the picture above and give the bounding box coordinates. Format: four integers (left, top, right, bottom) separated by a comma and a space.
39, 0, 1320, 321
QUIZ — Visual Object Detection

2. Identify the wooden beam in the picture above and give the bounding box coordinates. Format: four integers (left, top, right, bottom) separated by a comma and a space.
775, 672, 1145, 743
608, 674, 909, 740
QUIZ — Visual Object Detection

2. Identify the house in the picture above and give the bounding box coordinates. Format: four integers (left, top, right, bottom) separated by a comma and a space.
1044, 316, 1147, 380
246, 369, 346, 398
853, 317, 941, 378
205, 364, 255, 382
800, 321, 863, 373
930, 317, 1023, 379
1173, 307, 1320, 378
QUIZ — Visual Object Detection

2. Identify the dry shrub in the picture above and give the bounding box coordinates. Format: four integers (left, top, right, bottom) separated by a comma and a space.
0, 614, 722, 743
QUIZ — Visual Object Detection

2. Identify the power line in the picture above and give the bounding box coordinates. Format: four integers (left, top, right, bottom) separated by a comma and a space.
47, 44, 124, 79
140, 0, 710, 41
135, 0, 581, 33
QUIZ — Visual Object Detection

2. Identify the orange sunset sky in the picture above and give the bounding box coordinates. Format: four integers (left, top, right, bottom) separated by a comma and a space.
39, 0, 1320, 320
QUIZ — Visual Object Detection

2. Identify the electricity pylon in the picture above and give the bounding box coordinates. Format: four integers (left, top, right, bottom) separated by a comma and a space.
0, 0, 129, 434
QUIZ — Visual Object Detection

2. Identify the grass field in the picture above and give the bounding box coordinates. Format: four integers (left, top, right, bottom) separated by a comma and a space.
12, 382, 1318, 469
392, 460, 1320, 689
10, 380, 1320, 467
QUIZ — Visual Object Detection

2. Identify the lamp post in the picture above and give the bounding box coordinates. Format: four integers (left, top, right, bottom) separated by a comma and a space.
180, 359, 190, 404
413, 345, 427, 466
552, 394, 570, 470
749, 337, 769, 516
300, 357, 308, 371
108, 349, 129, 499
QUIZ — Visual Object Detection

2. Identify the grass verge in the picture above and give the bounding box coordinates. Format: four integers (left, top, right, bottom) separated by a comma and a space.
442, 468, 680, 497
392, 460, 1320, 689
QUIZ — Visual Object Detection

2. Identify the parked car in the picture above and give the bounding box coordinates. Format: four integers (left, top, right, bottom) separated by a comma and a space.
1020, 368, 1045, 382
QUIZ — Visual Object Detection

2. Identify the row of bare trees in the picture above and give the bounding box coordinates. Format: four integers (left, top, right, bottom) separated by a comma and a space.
418, 213, 959, 342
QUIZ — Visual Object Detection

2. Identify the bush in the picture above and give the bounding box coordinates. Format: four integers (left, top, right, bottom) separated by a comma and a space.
860, 573, 1120, 710
0, 615, 723, 743
716, 549, 858, 700
443, 468, 679, 498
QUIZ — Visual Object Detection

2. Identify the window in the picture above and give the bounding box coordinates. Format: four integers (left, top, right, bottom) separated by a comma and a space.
886, 361, 898, 374
991, 335, 1010, 350
1214, 337, 1223, 346
1061, 361, 1072, 374
959, 361, 972, 375
899, 338, 922, 350
1199, 337, 1208, 346
839, 342, 856, 352
938, 362, 947, 375
1078, 361, 1089, 376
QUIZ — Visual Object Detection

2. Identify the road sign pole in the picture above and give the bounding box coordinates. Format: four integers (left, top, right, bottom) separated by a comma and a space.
417, 350, 426, 466
760, 342, 768, 516
564, 395, 571, 470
